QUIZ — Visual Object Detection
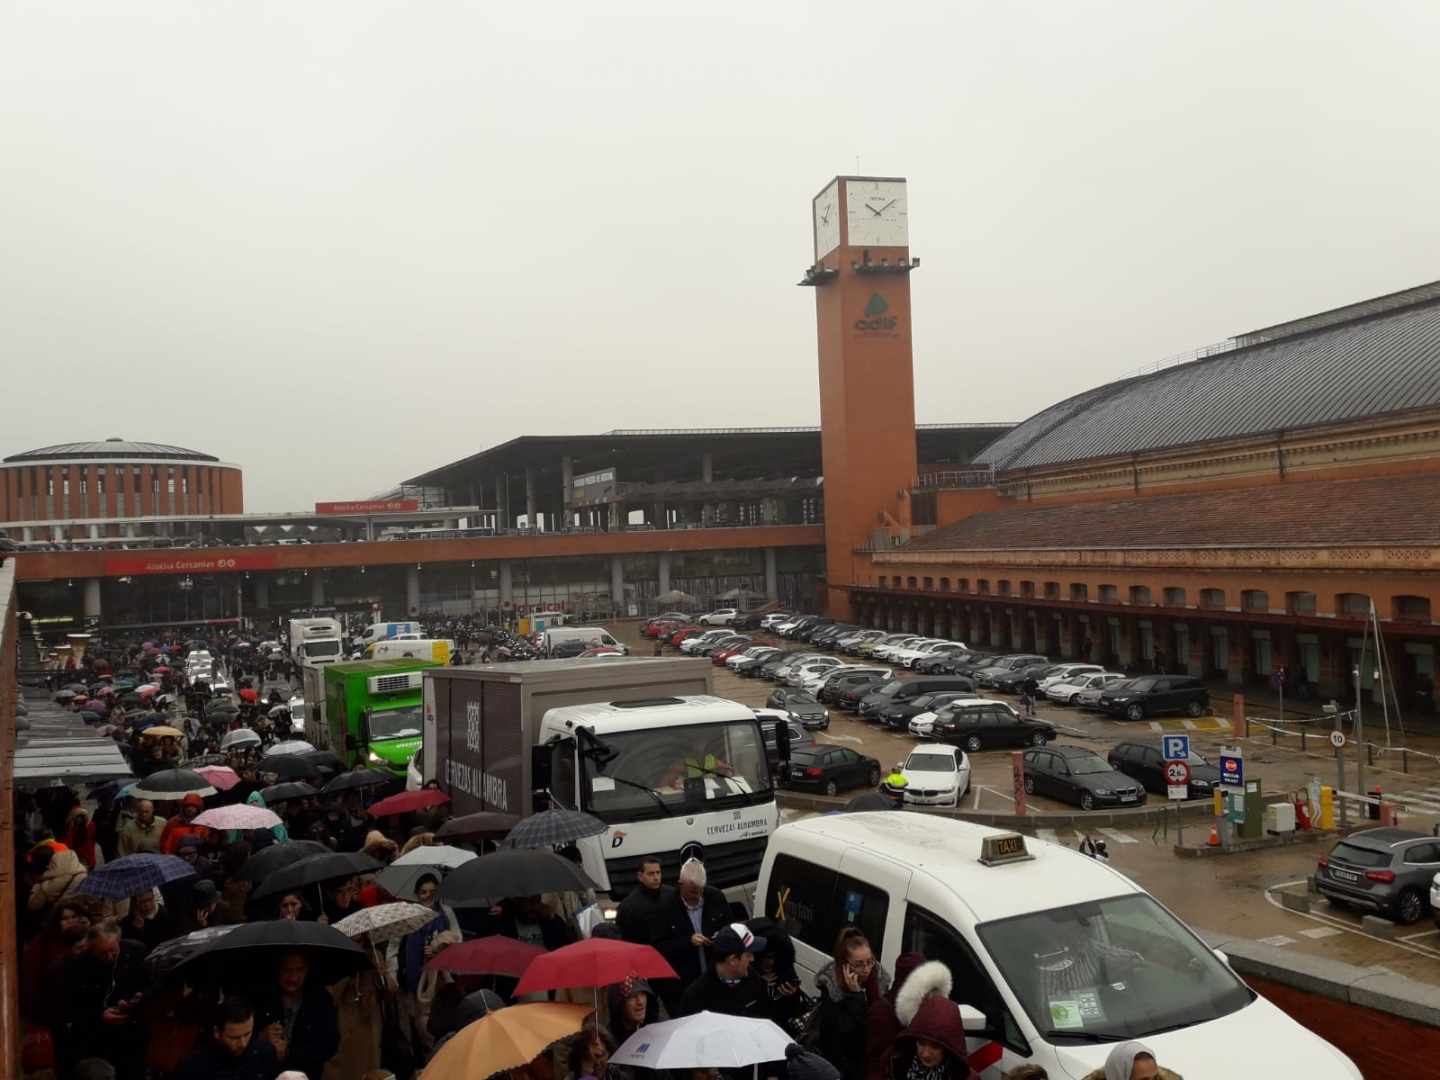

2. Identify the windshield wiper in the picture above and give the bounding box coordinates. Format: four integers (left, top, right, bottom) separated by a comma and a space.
600, 774, 673, 816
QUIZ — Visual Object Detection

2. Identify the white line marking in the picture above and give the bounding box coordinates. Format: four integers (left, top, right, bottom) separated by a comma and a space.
1263, 882, 1440, 960
1148, 721, 1162, 732
1258, 935, 1296, 947
1298, 927, 1344, 940
823, 733, 862, 744
1181, 719, 1197, 730
1097, 827, 1138, 845
1399, 928, 1440, 941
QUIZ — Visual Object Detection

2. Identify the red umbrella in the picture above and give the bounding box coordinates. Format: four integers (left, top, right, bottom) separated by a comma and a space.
425, 934, 545, 976
153, 665, 171, 674
238, 688, 259, 703
368, 789, 450, 818
513, 938, 676, 997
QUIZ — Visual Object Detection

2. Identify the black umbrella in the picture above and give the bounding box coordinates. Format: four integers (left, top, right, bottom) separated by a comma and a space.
239, 839, 332, 883
501, 809, 606, 850
259, 781, 318, 805
257, 757, 321, 782
251, 851, 383, 901
435, 811, 521, 841
843, 791, 900, 812
143, 925, 240, 979
322, 768, 392, 795
439, 849, 597, 908
129, 768, 217, 801
185, 918, 368, 982
302, 750, 345, 773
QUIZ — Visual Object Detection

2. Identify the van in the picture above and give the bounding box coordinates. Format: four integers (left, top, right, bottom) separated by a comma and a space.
857, 675, 976, 720
541, 626, 628, 659
366, 638, 453, 665
756, 813, 1360, 1078
358, 622, 419, 649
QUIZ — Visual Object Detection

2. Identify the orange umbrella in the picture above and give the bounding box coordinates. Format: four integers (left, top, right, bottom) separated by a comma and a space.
419, 1001, 590, 1080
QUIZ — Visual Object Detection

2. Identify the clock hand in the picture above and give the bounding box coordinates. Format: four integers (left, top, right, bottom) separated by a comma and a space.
867, 202, 884, 216
878, 199, 896, 213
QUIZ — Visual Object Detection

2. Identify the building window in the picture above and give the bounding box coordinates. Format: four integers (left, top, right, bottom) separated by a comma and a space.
1337, 592, 1370, 617
96, 474, 105, 495
977, 579, 991, 595
1163, 587, 1186, 608
956, 578, 969, 593
998, 580, 1011, 596
923, 577, 934, 591
79, 478, 87, 495
1199, 588, 1226, 610
1286, 591, 1316, 615
1394, 596, 1432, 623
907, 576, 918, 590
1098, 584, 1119, 604
939, 577, 950, 592
1241, 589, 1269, 612
1130, 586, 1151, 606
62, 478, 69, 496
877, 576, 887, 589
1020, 580, 1035, 597
1070, 583, 1088, 602
132, 466, 142, 492
1044, 581, 1060, 599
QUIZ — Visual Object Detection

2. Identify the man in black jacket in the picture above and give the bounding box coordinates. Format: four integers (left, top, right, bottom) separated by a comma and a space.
616, 857, 674, 951
52, 921, 149, 1078
175, 996, 280, 1080
678, 923, 773, 1019
254, 951, 340, 1080
665, 857, 731, 987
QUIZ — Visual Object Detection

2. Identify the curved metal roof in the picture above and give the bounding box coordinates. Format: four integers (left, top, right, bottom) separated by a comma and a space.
3, 439, 219, 463
978, 295, 1440, 472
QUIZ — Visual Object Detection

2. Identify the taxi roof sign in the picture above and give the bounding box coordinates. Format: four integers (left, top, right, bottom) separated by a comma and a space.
979, 831, 1034, 867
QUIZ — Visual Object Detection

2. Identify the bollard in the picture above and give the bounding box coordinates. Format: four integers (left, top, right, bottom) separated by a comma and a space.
1300, 728, 1307, 752
1233, 694, 1246, 738
1368, 743, 1374, 766
1319, 785, 1335, 829
1403, 748, 1408, 774
1271, 725, 1277, 746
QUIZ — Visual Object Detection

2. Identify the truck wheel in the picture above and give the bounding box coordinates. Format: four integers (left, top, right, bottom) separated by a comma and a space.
965, 735, 983, 753
1125, 704, 1145, 721
1187, 700, 1204, 717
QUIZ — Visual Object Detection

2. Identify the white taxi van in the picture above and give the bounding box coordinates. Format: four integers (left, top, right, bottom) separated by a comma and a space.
755, 813, 1360, 1078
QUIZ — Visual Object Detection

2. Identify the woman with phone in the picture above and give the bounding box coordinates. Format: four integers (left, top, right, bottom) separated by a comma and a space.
814, 927, 892, 1080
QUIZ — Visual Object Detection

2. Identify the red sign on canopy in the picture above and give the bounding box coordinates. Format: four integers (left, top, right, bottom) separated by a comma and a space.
314, 499, 419, 514
103, 551, 280, 576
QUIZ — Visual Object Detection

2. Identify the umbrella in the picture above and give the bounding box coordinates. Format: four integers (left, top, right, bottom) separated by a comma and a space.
502, 809, 606, 850
188, 918, 369, 981
265, 739, 316, 757
142, 725, 184, 739
611, 1012, 794, 1070
333, 901, 440, 945
65, 682, 88, 693
77, 711, 102, 723
302, 750, 345, 772
238, 688, 258, 703
373, 863, 453, 902
368, 789, 450, 818
268, 705, 291, 720
392, 844, 477, 870
143, 925, 240, 979
436, 811, 520, 841
425, 934, 545, 976
251, 851, 383, 901
128, 769, 216, 801
419, 1002, 590, 1080
258, 781, 318, 805
257, 756, 321, 782
239, 839, 332, 883
83, 699, 108, 712
54, 690, 76, 701
194, 804, 282, 830
153, 665, 172, 674
321, 768, 392, 795
843, 792, 899, 813
219, 728, 261, 751
514, 938, 676, 998
137, 685, 160, 698
194, 765, 240, 791
439, 849, 597, 908
73, 853, 196, 900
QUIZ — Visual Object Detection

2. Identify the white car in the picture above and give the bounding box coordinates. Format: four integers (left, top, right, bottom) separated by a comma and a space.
893, 640, 965, 668
799, 662, 886, 695
727, 646, 779, 670
760, 612, 792, 630
874, 636, 925, 662
786, 657, 842, 687
699, 609, 739, 626
1046, 671, 1125, 705
1037, 663, 1105, 691
1077, 676, 1134, 709
898, 744, 971, 807
680, 630, 731, 654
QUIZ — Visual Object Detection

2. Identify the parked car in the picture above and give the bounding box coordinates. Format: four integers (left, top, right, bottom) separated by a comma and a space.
698, 608, 739, 626
1022, 744, 1147, 811
785, 745, 881, 795
759, 612, 792, 629
1045, 671, 1125, 706
1107, 742, 1221, 799
858, 675, 977, 720
1317, 828, 1440, 924
857, 633, 912, 658
786, 656, 842, 687
875, 690, 977, 731
914, 650, 992, 675
972, 654, 1049, 688
1037, 663, 1105, 690
668, 626, 706, 647
893, 640, 968, 669
710, 638, 755, 663
680, 629, 731, 654
815, 668, 890, 704
754, 711, 815, 773
897, 744, 971, 807
800, 662, 888, 695
782, 690, 829, 730
729, 646, 781, 673
836, 679, 885, 712
730, 611, 766, 631
1076, 675, 1133, 710
991, 662, 1065, 694
873, 636, 926, 663
1100, 675, 1210, 721
931, 698, 1055, 752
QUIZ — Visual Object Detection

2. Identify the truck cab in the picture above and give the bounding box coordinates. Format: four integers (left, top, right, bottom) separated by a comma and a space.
308, 659, 438, 777
289, 617, 344, 667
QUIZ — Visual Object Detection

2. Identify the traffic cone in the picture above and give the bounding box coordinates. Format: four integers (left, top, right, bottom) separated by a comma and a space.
1207, 824, 1220, 847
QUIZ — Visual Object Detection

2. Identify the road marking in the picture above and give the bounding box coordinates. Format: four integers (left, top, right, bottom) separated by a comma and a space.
1298, 927, 1344, 940
1399, 928, 1440, 941
1263, 881, 1440, 960
1258, 934, 1297, 947
1148, 721, 1162, 732
1036, 829, 1060, 844
1181, 719, 1197, 730
823, 733, 863, 744
978, 784, 1014, 804
1097, 827, 1138, 845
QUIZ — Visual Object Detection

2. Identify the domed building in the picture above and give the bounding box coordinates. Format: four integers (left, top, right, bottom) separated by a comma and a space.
856, 279, 1440, 708
0, 438, 243, 533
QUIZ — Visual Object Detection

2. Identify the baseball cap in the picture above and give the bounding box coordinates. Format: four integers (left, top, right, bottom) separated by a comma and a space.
712, 921, 767, 958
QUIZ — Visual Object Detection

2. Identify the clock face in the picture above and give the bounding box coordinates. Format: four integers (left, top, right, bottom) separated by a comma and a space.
813, 180, 840, 259
845, 178, 908, 247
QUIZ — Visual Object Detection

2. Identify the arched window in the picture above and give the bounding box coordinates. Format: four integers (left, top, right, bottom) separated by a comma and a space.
1199, 588, 1226, 610
1241, 590, 1269, 612
1130, 586, 1152, 606
1286, 591, 1316, 615
1163, 587, 1186, 608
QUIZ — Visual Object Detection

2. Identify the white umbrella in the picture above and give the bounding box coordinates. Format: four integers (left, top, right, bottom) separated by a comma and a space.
612, 1012, 794, 1071
392, 844, 478, 870
220, 729, 261, 750
265, 739, 316, 757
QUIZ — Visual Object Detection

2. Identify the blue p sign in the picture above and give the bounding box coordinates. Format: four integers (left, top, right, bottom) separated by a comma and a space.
1162, 734, 1190, 761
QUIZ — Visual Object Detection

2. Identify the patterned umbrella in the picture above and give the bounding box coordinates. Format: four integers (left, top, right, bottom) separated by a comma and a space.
392, 844, 477, 870
194, 804, 282, 830
502, 809, 606, 850
194, 765, 240, 791
143, 925, 239, 979
333, 901, 440, 944
73, 853, 196, 900
128, 769, 216, 801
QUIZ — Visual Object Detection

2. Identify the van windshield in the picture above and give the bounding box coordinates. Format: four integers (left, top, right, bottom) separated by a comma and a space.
581, 720, 772, 822
977, 893, 1251, 1043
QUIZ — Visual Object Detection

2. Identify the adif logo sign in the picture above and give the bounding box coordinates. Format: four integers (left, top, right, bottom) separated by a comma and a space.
854, 292, 898, 333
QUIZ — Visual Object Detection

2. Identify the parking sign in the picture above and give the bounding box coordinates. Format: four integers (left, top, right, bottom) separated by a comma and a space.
1162, 734, 1190, 762
1219, 747, 1244, 787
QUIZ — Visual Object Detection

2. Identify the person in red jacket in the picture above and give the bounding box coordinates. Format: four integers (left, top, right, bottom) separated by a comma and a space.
160, 793, 208, 854
890, 994, 974, 1080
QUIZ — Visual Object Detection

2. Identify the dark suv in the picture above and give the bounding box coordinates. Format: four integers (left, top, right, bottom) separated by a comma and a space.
1100, 675, 1209, 721
1316, 828, 1440, 924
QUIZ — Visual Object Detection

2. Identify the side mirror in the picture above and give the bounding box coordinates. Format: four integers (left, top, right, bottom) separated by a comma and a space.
957, 1003, 987, 1033
1213, 947, 1230, 966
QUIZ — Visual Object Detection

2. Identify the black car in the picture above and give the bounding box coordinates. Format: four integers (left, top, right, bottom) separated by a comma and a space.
795, 619, 836, 643
836, 680, 881, 711
731, 647, 782, 676
771, 689, 829, 729
730, 611, 765, 631
696, 634, 750, 657
785, 746, 881, 795
817, 671, 887, 705
858, 676, 976, 719
1023, 745, 1146, 811
932, 699, 1055, 751
991, 663, 1065, 694
875, 691, 977, 730
1107, 742, 1220, 799
914, 650, 991, 675
758, 653, 795, 680
811, 624, 857, 648
756, 712, 815, 772
1100, 675, 1210, 721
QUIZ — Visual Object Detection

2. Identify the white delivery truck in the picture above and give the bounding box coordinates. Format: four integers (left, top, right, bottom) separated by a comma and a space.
367, 638, 454, 664
358, 621, 420, 649
541, 626, 628, 657
288, 617, 344, 667
425, 658, 782, 903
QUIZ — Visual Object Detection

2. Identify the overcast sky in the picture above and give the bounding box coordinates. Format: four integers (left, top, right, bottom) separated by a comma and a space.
4, 2, 1439, 510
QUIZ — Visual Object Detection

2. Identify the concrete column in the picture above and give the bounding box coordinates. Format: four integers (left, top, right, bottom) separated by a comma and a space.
560, 456, 574, 526
608, 502, 622, 531
525, 468, 537, 528
406, 565, 420, 616
764, 548, 778, 602
610, 555, 625, 614
652, 501, 667, 529
499, 561, 514, 607
255, 576, 269, 610
310, 573, 325, 606
701, 453, 714, 484
83, 578, 101, 624
1058, 615, 1074, 659
658, 551, 672, 596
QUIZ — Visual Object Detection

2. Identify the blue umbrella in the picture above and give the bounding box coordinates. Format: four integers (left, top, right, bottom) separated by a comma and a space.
73, 853, 196, 900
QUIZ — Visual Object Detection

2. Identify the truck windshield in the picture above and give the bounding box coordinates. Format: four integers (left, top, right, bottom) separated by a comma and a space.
303, 640, 341, 658
976, 893, 1252, 1044
369, 706, 423, 740
582, 721, 771, 821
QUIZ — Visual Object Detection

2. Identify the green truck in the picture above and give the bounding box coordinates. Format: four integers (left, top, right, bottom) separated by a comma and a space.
302, 659, 438, 777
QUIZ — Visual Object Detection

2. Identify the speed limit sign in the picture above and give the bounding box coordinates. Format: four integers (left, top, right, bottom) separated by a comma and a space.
1165, 760, 1191, 786
1330, 730, 1346, 749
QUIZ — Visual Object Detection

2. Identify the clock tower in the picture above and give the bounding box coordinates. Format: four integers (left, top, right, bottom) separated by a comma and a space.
802, 175, 919, 618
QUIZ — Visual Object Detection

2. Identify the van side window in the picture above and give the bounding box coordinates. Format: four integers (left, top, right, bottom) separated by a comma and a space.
902, 904, 1029, 1055
549, 740, 577, 810
769, 855, 890, 958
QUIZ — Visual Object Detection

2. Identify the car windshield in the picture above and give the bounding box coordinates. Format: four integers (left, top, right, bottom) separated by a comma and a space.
302, 639, 341, 658
1187, 753, 1209, 766
581, 720, 771, 822
787, 692, 819, 706
1068, 756, 1112, 776
1329, 842, 1392, 868
873, 681, 904, 699
369, 706, 422, 740
906, 753, 956, 772
977, 893, 1252, 1043
1127, 677, 1158, 692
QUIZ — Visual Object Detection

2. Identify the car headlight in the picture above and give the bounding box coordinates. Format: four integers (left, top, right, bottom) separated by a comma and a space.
1192, 779, 1211, 788
367, 750, 385, 766
1095, 788, 1113, 796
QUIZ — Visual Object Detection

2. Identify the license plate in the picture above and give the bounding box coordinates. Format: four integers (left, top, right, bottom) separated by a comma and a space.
1120, 793, 1138, 802
1331, 867, 1360, 883
790, 767, 805, 778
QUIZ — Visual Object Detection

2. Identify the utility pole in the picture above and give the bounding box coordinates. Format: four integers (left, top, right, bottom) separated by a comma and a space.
1354, 664, 1364, 799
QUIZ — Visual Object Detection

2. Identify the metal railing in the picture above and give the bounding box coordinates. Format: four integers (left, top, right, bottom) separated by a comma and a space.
912, 466, 997, 489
